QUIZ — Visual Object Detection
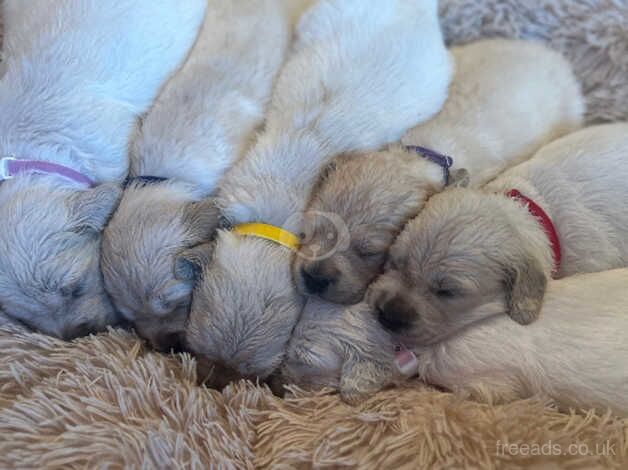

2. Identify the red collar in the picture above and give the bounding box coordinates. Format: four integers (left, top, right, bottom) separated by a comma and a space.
506, 189, 561, 276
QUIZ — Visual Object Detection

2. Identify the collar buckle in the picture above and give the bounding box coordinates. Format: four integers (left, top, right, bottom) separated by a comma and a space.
405, 146, 454, 185
0, 156, 16, 180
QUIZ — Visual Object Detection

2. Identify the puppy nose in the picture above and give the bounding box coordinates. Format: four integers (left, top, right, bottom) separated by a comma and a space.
376, 297, 414, 333
266, 373, 286, 397
63, 321, 94, 340
155, 332, 186, 353
301, 262, 335, 294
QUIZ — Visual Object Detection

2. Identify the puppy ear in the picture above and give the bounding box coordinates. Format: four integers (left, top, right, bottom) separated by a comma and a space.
182, 198, 220, 243
174, 243, 214, 281
150, 280, 193, 316
67, 183, 122, 233
503, 257, 547, 325
447, 168, 470, 188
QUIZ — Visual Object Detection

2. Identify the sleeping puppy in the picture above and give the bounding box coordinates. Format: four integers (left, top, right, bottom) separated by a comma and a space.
368, 123, 628, 346
100, 0, 292, 351
293, 39, 583, 305
0, 0, 205, 339
392, 268, 628, 416
283, 269, 628, 415
182, 0, 453, 383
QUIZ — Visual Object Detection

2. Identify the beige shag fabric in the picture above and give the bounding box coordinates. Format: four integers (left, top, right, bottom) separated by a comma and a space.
1, 327, 626, 469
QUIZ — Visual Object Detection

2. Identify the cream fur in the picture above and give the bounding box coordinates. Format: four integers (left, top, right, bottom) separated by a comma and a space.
294, 38, 583, 305
184, 0, 453, 381
368, 123, 628, 348
415, 268, 628, 416
283, 268, 628, 415
101, 0, 291, 350
403, 38, 584, 186
0, 0, 205, 338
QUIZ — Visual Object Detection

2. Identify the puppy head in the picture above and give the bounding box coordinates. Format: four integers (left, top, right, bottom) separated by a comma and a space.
293, 148, 443, 304
366, 188, 551, 347
0, 177, 121, 339
101, 182, 219, 351
184, 231, 304, 381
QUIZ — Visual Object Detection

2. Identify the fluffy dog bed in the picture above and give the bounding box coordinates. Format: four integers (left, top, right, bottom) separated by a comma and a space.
0, 327, 626, 469
1, 1, 628, 468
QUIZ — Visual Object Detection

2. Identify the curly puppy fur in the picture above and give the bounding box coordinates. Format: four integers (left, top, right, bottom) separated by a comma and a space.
183, 0, 453, 382
101, 0, 291, 351
368, 123, 628, 347
0, 0, 205, 339
293, 38, 583, 304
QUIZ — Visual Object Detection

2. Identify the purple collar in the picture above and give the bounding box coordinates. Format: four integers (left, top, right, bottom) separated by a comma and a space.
1, 157, 94, 187
406, 145, 453, 185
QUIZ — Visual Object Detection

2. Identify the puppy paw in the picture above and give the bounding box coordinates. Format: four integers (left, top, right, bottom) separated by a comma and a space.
340, 359, 393, 405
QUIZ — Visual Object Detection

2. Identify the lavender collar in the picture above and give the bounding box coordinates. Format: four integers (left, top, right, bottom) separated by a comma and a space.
406, 145, 453, 185
0, 156, 94, 187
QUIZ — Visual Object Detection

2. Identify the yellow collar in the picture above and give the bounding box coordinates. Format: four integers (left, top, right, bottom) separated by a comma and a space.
232, 222, 300, 251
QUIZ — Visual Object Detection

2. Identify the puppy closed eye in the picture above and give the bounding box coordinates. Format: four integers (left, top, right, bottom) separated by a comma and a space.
434, 288, 458, 299
60, 282, 86, 299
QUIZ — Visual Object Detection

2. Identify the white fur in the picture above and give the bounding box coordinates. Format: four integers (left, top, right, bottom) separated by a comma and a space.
403, 38, 584, 186
486, 123, 628, 278
0, 0, 205, 338
101, 0, 292, 350
0, 0, 206, 182
131, 0, 291, 195
185, 0, 453, 380
416, 268, 628, 416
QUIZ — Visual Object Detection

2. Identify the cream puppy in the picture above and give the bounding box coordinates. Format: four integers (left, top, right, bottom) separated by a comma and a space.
284, 269, 628, 415
182, 0, 453, 382
0, 0, 206, 339
100, 0, 292, 351
368, 123, 628, 346
404, 269, 628, 416
293, 39, 584, 305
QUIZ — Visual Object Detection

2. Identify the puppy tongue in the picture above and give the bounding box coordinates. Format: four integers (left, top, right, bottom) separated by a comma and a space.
394, 344, 419, 377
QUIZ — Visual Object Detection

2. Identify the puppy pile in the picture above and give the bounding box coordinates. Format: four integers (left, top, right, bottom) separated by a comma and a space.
1, 0, 627, 417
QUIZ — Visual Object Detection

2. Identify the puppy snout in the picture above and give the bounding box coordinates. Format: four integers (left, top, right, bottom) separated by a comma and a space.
375, 295, 415, 333
301, 261, 337, 294
154, 332, 186, 353
266, 372, 287, 397
62, 321, 94, 340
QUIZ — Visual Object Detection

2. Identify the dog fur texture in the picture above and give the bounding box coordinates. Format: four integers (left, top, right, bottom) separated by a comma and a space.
440, 0, 628, 124
0, 0, 206, 338
293, 38, 583, 305
183, 0, 453, 382
100, 0, 291, 351
368, 123, 628, 347
277, 297, 402, 403
282, 268, 628, 415
412, 268, 628, 416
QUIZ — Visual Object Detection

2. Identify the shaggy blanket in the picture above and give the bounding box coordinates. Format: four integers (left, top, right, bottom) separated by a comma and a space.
2, 0, 628, 468
1, 327, 626, 469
